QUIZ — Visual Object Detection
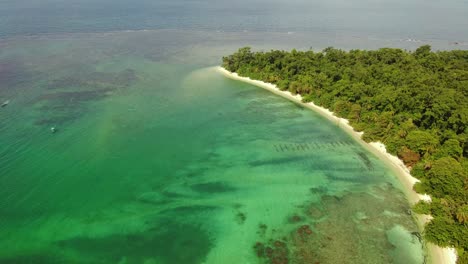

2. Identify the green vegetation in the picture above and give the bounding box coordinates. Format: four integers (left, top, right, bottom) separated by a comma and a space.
223, 46, 468, 262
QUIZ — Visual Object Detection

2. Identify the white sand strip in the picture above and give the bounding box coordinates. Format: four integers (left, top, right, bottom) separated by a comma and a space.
216, 66, 457, 264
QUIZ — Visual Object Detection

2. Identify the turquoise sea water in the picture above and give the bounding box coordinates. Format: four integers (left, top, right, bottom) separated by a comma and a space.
1, 1, 467, 263
0, 31, 426, 264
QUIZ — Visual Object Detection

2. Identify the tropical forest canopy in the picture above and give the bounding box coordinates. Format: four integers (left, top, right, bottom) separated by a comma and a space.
223, 46, 468, 263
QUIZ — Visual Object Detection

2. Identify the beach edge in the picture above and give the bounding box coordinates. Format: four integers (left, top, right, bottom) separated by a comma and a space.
215, 66, 457, 264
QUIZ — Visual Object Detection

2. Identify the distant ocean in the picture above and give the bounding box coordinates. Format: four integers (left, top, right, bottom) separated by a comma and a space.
1, 0, 467, 43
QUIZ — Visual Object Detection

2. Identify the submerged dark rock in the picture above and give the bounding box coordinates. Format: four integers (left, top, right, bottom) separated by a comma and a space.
236, 212, 246, 224
254, 239, 289, 264
356, 151, 374, 170
257, 223, 268, 236
254, 242, 266, 257
56, 221, 213, 264
289, 215, 303, 223
297, 225, 313, 237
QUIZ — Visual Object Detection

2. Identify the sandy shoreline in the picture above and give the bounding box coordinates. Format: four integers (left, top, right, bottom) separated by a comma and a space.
216, 66, 457, 264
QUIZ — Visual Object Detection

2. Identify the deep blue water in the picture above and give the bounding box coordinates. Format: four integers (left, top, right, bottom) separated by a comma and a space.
1, 0, 467, 42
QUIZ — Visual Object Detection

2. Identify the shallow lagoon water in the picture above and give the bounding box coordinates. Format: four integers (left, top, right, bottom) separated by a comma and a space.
0, 30, 433, 263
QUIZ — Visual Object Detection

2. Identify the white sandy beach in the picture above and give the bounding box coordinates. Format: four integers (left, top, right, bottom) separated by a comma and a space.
216, 66, 457, 264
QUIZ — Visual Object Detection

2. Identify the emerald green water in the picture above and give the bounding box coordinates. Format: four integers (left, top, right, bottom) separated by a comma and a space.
0, 31, 424, 263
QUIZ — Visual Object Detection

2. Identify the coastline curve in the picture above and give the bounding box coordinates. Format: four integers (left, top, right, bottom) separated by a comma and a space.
215, 65, 457, 264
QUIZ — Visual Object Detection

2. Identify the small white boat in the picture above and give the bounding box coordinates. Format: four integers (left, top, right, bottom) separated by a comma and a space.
50, 127, 57, 133
1, 100, 9, 107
